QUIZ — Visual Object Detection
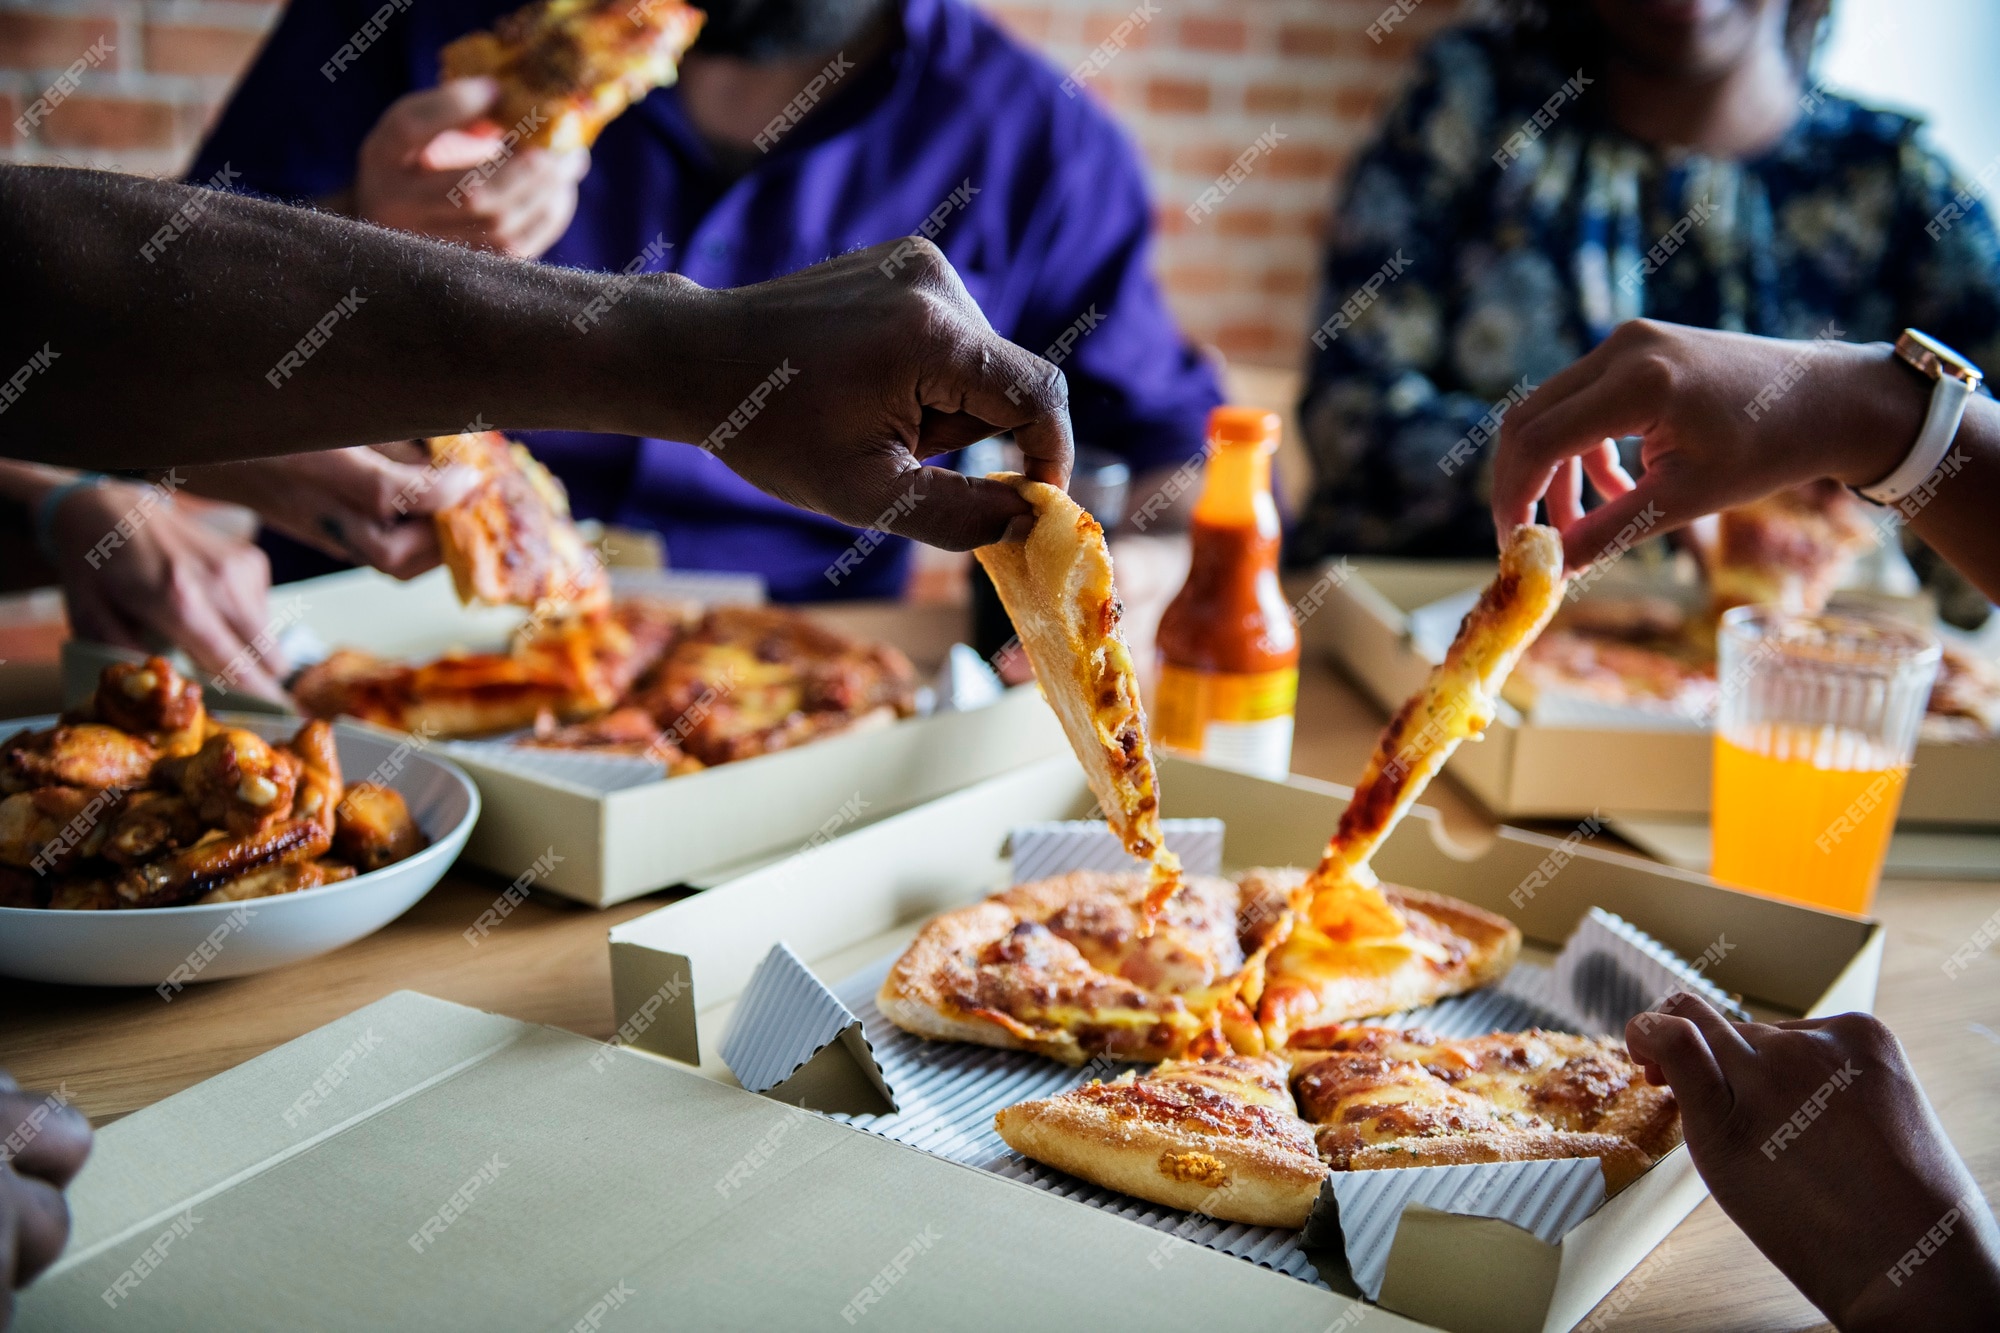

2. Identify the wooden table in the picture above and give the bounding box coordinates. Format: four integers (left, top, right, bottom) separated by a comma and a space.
5, 651, 1997, 1333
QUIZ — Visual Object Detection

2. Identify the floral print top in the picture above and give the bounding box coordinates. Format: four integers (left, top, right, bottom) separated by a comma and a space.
1292, 24, 2000, 562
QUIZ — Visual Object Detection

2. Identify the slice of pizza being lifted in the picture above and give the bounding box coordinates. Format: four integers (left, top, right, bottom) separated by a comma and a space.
429, 431, 609, 613
973, 474, 1183, 919
441, 0, 705, 153
1259, 525, 1564, 1046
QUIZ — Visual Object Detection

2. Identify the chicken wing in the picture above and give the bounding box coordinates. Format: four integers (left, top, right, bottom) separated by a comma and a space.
0, 786, 122, 873
333, 782, 427, 872
47, 877, 119, 911
87, 656, 207, 757
1, 723, 157, 796
114, 818, 331, 909
164, 728, 302, 836
283, 719, 344, 835
99, 789, 205, 867
0, 866, 47, 909
196, 857, 354, 905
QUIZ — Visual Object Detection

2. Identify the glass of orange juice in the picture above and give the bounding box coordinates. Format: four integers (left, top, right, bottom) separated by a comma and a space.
1710, 607, 1940, 914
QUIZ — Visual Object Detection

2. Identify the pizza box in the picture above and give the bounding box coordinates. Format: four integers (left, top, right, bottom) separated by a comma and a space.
1299, 557, 2000, 825
12, 989, 1381, 1333
58, 566, 1071, 906
602, 755, 1883, 1333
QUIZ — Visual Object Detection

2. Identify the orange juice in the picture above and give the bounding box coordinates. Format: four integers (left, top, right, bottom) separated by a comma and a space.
1710, 724, 1908, 914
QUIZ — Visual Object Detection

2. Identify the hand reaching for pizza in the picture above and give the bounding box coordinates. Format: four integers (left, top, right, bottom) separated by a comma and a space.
185, 445, 480, 581
1626, 993, 2000, 1330
1491, 320, 2000, 602
354, 78, 590, 258
0, 1072, 91, 1327
666, 238, 1076, 551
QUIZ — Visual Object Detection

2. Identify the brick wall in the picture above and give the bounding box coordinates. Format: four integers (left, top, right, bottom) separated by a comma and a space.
0, 0, 1460, 367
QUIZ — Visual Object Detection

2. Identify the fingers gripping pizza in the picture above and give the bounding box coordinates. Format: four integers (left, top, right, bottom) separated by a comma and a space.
428, 431, 609, 613
973, 475, 1183, 919
441, 0, 705, 153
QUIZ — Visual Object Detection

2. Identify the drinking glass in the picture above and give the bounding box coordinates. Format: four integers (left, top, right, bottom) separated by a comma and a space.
1710, 606, 1940, 914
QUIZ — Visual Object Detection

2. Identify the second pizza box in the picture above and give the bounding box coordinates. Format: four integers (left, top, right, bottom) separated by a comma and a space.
604, 755, 1883, 1333
1301, 556, 2000, 825
60, 565, 1071, 905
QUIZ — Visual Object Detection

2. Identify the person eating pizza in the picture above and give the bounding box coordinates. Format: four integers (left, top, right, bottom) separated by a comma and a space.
172, 0, 1221, 605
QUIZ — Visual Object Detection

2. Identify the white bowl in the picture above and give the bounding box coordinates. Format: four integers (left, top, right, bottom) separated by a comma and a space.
0, 714, 478, 989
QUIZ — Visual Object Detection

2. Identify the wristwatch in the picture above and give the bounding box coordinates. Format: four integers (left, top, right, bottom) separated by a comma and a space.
1857, 329, 1984, 506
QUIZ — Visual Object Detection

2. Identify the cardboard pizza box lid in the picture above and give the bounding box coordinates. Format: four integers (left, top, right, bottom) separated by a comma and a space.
13, 990, 1404, 1333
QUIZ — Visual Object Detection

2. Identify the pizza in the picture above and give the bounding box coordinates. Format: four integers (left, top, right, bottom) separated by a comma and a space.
626, 606, 919, 767
877, 869, 1297, 1066
973, 474, 1183, 917
428, 431, 609, 613
1503, 598, 1717, 719
440, 0, 704, 153
994, 1054, 1327, 1227
1693, 480, 1878, 617
994, 1026, 1680, 1225
1928, 642, 2000, 741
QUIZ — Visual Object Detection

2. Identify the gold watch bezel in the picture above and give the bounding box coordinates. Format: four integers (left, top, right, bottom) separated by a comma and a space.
1895, 328, 1984, 391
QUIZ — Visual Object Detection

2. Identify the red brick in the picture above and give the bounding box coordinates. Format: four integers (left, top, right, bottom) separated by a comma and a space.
1266, 142, 1342, 179
1276, 22, 1343, 57
0, 13, 120, 71
1082, 10, 1152, 48
1260, 265, 1316, 296
1215, 321, 1286, 361
1170, 143, 1238, 175
1218, 208, 1276, 238
1179, 15, 1247, 52
985, 4, 1053, 43
1332, 88, 1386, 122
1145, 77, 1209, 115
0, 92, 17, 147
1152, 204, 1190, 236
144, 23, 266, 77
1245, 81, 1307, 116
1162, 262, 1232, 293
38, 96, 178, 150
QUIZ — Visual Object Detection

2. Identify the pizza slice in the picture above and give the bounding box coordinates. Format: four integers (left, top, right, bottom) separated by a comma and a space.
440, 0, 705, 153
994, 1054, 1326, 1227
292, 647, 581, 737
429, 431, 609, 613
878, 869, 1298, 1065
1693, 481, 1878, 619
1288, 1025, 1681, 1192
973, 474, 1183, 918
626, 606, 918, 766
1253, 527, 1558, 1045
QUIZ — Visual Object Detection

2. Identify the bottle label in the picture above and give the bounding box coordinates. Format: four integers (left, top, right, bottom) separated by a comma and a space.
1154, 665, 1299, 781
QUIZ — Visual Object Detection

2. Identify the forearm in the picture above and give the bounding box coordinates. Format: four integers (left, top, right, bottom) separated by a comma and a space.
0, 166, 707, 467
0, 457, 76, 506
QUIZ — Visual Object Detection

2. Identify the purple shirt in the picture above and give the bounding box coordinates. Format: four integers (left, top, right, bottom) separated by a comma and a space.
191, 0, 1219, 600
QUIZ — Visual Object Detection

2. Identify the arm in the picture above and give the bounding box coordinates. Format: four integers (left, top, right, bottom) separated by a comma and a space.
1628, 994, 2000, 1331
0, 165, 1072, 551
1491, 318, 2000, 600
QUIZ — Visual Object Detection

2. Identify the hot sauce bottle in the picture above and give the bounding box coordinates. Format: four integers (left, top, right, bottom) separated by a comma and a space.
1153, 407, 1299, 780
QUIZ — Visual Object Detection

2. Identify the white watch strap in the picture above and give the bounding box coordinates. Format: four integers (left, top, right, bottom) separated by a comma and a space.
1860, 371, 1974, 505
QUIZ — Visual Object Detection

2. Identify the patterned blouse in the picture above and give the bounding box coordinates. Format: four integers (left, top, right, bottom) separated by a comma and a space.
1291, 24, 2000, 563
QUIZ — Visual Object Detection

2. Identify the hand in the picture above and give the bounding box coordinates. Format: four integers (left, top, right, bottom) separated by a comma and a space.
0, 1073, 92, 1327
665, 238, 1075, 551
51, 481, 290, 700
185, 445, 479, 581
1492, 320, 1926, 570
1627, 993, 2000, 1330
354, 79, 589, 258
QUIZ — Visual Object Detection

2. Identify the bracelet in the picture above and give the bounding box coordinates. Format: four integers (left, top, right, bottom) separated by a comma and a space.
33, 472, 112, 564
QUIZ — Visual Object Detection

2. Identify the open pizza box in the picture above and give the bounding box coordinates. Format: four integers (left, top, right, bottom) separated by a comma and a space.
1298, 556, 2000, 827
603, 755, 1883, 1333
56, 565, 1070, 906
14, 989, 1384, 1333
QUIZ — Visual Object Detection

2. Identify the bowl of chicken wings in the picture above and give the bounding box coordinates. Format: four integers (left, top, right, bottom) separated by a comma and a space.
0, 657, 478, 987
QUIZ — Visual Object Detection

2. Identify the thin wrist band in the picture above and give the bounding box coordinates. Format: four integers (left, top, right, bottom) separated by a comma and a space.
33, 472, 113, 564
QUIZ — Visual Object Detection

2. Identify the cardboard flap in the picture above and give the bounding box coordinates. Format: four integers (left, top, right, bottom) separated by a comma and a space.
1314, 1158, 1605, 1302
1008, 818, 1224, 881
721, 943, 894, 1115
1548, 907, 1750, 1030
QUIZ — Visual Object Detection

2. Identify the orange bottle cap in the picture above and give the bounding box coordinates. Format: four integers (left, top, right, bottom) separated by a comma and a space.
1207, 406, 1281, 448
